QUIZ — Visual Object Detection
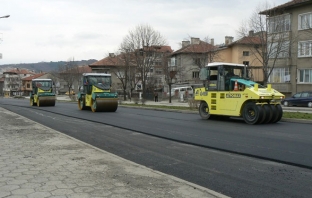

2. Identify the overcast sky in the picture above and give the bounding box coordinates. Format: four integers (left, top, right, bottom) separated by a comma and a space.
0, 0, 287, 65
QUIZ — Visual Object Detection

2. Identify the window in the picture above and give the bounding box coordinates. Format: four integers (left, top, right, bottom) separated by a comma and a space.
155, 69, 162, 74
298, 40, 312, 57
243, 51, 249, 56
299, 12, 312, 30
268, 41, 290, 58
299, 69, 312, 83
268, 68, 290, 83
243, 61, 249, 66
170, 57, 176, 66
192, 71, 199, 78
268, 14, 290, 33
27, 84, 30, 88
193, 58, 201, 65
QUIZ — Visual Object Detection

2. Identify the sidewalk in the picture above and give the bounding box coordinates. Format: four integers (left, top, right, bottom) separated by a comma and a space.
0, 107, 227, 198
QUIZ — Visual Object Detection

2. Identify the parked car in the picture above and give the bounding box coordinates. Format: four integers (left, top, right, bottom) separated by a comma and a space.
282, 91, 312, 108
65, 91, 75, 95
170, 86, 193, 97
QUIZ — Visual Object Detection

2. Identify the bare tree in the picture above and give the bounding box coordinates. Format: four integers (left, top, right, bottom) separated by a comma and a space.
162, 53, 180, 103
237, 1, 294, 85
120, 24, 167, 95
57, 58, 80, 96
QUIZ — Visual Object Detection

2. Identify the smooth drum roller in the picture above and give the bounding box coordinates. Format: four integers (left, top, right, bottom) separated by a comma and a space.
91, 98, 118, 112
37, 96, 56, 107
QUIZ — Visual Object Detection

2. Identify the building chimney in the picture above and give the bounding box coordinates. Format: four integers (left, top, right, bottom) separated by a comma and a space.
191, 37, 200, 45
225, 36, 234, 45
210, 38, 214, 46
182, 41, 190, 48
249, 30, 254, 36
109, 53, 115, 57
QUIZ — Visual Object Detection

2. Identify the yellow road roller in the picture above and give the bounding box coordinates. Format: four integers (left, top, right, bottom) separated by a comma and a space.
194, 62, 285, 124
30, 79, 56, 107
77, 73, 118, 112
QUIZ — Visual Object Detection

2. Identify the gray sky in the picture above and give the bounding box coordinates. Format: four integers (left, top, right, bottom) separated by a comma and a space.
0, 0, 287, 65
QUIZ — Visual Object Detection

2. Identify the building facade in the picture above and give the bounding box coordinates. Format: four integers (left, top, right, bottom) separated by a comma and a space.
260, 0, 312, 96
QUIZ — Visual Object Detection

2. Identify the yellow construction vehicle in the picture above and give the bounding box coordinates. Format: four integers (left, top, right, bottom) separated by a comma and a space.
30, 79, 56, 107
194, 62, 285, 124
77, 73, 118, 112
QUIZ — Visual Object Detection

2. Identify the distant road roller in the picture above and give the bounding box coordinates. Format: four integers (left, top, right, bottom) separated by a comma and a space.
194, 62, 285, 124
30, 79, 56, 107
77, 73, 118, 112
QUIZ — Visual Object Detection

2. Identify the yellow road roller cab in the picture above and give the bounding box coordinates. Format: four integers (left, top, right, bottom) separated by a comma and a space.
30, 79, 56, 107
77, 73, 118, 112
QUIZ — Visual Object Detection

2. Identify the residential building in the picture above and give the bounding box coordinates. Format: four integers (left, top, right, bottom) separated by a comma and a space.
260, 0, 312, 96
0, 76, 4, 96
21, 73, 47, 96
215, 32, 264, 83
2, 68, 35, 97
169, 38, 216, 86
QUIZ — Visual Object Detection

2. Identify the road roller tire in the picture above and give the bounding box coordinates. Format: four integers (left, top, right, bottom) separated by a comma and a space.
271, 104, 283, 123
78, 97, 87, 110
37, 98, 41, 107
91, 99, 97, 112
199, 102, 211, 120
262, 104, 273, 124
242, 103, 263, 125
91, 98, 118, 112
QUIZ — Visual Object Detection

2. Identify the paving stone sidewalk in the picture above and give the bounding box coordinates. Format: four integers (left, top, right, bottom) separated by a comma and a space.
0, 107, 228, 198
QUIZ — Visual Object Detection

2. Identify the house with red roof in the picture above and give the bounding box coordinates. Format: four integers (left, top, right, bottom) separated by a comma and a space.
168, 37, 216, 86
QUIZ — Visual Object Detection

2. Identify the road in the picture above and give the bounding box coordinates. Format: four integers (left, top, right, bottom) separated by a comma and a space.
1, 98, 312, 198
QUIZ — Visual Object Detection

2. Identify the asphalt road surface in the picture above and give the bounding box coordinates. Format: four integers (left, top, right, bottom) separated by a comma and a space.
1, 98, 312, 198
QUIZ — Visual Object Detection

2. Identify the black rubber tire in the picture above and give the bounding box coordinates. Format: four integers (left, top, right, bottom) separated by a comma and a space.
262, 104, 273, 124
78, 97, 87, 110
271, 104, 283, 123
242, 103, 263, 125
199, 102, 211, 120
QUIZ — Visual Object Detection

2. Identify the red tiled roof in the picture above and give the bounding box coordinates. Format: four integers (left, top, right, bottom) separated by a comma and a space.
142, 45, 173, 53
90, 46, 173, 67
228, 36, 262, 46
78, 65, 92, 73
172, 41, 216, 55
22, 73, 46, 81
90, 55, 120, 67
260, 0, 311, 15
